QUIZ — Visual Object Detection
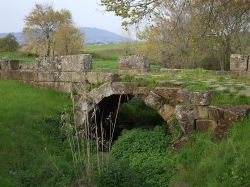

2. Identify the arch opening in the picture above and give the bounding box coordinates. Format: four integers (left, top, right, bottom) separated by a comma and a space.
88, 94, 165, 151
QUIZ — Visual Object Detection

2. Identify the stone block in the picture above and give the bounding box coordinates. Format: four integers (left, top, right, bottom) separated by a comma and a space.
176, 90, 190, 104
118, 55, 149, 72
111, 82, 136, 94
195, 119, 217, 132
133, 87, 150, 96
209, 105, 250, 126
176, 90, 211, 106
0, 61, 9, 71
9, 60, 20, 70
175, 105, 199, 134
144, 91, 165, 110
230, 54, 249, 71
86, 72, 119, 84
190, 91, 212, 106
9, 71, 20, 80
20, 62, 35, 70
60, 54, 92, 72
158, 104, 175, 121
155, 87, 179, 105
36, 54, 92, 73
20, 71, 35, 81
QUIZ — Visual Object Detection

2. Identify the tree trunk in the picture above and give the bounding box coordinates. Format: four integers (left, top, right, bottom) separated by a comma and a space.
47, 40, 51, 57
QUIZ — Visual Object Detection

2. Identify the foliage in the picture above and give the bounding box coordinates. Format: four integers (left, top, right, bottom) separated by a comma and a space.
119, 99, 164, 128
170, 114, 250, 187
96, 159, 145, 187
101, 0, 250, 70
0, 34, 19, 52
55, 25, 84, 56
0, 80, 74, 186
23, 3, 83, 57
110, 126, 175, 187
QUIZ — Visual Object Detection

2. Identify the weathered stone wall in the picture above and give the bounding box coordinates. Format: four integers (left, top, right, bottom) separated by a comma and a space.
118, 55, 150, 72
0, 54, 117, 92
230, 54, 249, 76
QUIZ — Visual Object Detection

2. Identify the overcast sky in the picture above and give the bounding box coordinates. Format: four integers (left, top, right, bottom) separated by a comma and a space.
0, 0, 128, 36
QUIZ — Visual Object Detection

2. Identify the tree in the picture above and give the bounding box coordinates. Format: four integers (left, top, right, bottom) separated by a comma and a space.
23, 3, 72, 57
102, 0, 250, 70
0, 34, 19, 52
54, 25, 84, 56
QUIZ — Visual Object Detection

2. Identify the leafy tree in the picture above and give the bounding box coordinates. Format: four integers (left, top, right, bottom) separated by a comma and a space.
54, 25, 84, 56
102, 0, 250, 70
0, 34, 19, 52
23, 3, 72, 57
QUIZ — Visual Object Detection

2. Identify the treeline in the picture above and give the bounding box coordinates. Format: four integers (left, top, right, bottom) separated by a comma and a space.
102, 0, 250, 70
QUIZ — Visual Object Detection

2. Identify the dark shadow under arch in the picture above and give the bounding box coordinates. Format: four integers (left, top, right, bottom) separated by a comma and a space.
89, 94, 165, 150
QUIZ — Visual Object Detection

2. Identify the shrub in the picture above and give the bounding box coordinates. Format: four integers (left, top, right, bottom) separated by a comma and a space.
96, 159, 145, 187
111, 126, 175, 187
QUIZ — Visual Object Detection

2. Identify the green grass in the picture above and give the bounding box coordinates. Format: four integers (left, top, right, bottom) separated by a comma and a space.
84, 43, 134, 70
0, 51, 36, 62
0, 80, 74, 186
99, 114, 250, 187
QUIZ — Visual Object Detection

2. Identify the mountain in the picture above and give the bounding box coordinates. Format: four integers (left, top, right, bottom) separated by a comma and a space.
0, 27, 131, 45
81, 27, 130, 44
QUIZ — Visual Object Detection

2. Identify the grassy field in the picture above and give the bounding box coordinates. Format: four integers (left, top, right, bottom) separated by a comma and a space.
0, 52, 36, 62
0, 80, 74, 186
83, 43, 134, 70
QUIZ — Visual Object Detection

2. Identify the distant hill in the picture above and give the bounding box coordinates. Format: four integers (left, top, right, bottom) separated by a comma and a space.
0, 27, 131, 45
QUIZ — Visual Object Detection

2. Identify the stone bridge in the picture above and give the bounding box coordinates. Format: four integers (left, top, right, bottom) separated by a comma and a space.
73, 81, 250, 145
1, 54, 250, 149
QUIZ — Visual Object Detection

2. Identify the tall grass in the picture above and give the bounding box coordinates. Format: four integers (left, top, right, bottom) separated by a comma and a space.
0, 80, 74, 186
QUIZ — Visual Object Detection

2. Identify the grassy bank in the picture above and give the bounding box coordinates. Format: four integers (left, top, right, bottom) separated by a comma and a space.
0, 80, 74, 186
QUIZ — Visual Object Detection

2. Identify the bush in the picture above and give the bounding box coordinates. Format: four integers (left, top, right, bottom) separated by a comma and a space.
110, 126, 175, 187
0, 34, 19, 52
96, 159, 145, 187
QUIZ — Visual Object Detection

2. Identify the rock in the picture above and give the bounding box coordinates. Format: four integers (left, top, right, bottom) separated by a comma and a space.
143, 91, 165, 110
176, 90, 212, 106
209, 105, 250, 139
36, 54, 92, 72
155, 87, 179, 105
230, 54, 249, 72
118, 55, 149, 72
111, 82, 136, 94
176, 90, 191, 104
209, 105, 250, 126
89, 83, 114, 104
86, 72, 119, 84
158, 104, 175, 121
189, 91, 212, 106
175, 105, 198, 134
133, 87, 150, 96
195, 119, 217, 132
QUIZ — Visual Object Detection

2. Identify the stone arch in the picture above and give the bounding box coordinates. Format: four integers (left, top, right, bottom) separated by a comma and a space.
74, 82, 214, 138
